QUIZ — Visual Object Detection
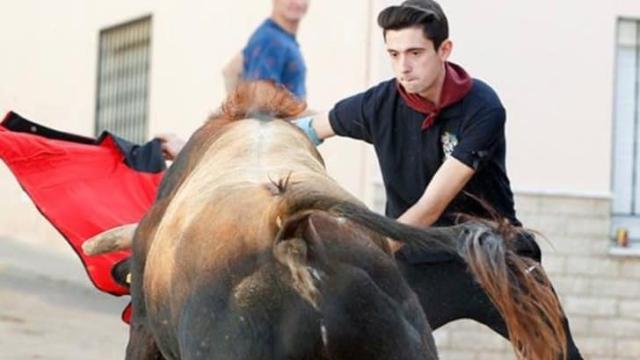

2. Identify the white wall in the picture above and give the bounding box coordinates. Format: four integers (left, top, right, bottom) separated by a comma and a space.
0, 0, 95, 134
439, 0, 620, 196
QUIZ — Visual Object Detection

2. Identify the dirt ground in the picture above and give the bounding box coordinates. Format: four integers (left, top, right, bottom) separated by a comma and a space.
0, 237, 129, 359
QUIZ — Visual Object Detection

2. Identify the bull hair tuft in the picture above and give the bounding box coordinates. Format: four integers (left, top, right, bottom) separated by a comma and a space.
219, 81, 307, 121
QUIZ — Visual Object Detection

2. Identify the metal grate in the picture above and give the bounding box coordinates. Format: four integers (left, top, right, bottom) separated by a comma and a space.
612, 18, 640, 242
95, 16, 152, 144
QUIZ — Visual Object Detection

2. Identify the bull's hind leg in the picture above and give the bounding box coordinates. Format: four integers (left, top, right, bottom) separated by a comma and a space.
318, 264, 437, 360
176, 269, 323, 360
176, 292, 270, 360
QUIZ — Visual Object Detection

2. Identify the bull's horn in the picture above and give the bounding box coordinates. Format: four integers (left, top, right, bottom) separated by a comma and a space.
82, 223, 137, 256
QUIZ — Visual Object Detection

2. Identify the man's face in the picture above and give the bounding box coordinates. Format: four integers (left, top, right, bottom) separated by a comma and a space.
385, 26, 451, 95
273, 0, 310, 22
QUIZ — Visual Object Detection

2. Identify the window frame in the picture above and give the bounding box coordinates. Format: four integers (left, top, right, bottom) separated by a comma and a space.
611, 17, 640, 246
94, 15, 152, 144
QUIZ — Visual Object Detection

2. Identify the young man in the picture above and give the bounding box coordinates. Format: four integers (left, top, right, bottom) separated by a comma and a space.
300, 0, 514, 229
296, 1, 583, 358
222, 0, 309, 98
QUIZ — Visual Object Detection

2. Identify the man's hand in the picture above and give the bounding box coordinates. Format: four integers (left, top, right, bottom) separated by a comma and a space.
156, 133, 186, 161
398, 157, 475, 227
290, 112, 335, 145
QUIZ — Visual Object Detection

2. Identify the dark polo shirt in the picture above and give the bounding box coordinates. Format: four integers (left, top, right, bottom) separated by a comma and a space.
329, 78, 519, 227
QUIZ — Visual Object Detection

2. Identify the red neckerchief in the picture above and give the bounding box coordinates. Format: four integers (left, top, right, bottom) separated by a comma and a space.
397, 62, 473, 130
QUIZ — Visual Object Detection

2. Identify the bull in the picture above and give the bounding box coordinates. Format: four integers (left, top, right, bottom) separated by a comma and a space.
87, 82, 568, 360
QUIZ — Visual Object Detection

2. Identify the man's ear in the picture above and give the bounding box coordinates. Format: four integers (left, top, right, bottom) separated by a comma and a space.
438, 39, 453, 61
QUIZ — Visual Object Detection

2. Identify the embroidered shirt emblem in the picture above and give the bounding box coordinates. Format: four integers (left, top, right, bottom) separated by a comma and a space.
441, 132, 458, 160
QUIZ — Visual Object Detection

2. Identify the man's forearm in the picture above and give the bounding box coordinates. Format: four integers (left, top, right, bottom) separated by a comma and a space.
397, 158, 475, 228
397, 201, 441, 228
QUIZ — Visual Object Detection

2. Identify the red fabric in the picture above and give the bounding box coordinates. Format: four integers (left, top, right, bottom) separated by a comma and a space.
396, 62, 473, 130
0, 121, 163, 306
121, 303, 133, 323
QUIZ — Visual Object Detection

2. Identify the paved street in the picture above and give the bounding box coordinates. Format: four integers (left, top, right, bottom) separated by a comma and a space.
0, 237, 129, 359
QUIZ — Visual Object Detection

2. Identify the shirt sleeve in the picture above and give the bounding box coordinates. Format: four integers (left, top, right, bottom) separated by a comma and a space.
450, 106, 506, 170
243, 40, 288, 83
328, 88, 378, 143
110, 135, 167, 173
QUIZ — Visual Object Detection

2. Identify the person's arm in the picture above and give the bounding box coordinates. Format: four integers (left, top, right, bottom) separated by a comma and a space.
293, 87, 383, 145
397, 158, 474, 227
222, 51, 244, 93
309, 112, 335, 140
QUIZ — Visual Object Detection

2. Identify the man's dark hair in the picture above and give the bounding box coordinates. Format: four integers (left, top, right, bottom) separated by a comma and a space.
377, 0, 449, 50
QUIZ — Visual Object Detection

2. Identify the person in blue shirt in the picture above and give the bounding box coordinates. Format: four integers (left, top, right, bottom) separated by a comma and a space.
222, 0, 308, 99
160, 0, 310, 158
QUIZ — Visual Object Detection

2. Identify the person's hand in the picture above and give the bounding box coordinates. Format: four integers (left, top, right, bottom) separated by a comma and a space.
292, 116, 323, 146
155, 133, 186, 161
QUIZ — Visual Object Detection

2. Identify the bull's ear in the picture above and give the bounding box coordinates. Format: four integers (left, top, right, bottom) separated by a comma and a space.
273, 236, 321, 309
273, 214, 327, 310
82, 223, 137, 256
273, 211, 332, 267
301, 215, 331, 266
275, 211, 313, 243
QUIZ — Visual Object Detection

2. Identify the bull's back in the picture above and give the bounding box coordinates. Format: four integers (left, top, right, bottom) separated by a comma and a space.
142, 120, 352, 327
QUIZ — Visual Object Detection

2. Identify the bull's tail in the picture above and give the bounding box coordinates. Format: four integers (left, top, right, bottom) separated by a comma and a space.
459, 223, 567, 360
313, 200, 568, 360
282, 196, 461, 255
280, 191, 568, 360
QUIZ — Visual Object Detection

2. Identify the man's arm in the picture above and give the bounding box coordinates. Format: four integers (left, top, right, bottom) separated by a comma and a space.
310, 112, 335, 140
293, 112, 336, 144
397, 157, 475, 227
222, 51, 244, 93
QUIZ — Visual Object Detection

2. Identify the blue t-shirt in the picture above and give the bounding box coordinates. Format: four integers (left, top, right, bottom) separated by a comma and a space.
329, 79, 519, 227
242, 19, 307, 99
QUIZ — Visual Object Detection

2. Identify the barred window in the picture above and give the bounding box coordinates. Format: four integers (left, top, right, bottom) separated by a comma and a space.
612, 18, 640, 245
95, 16, 152, 144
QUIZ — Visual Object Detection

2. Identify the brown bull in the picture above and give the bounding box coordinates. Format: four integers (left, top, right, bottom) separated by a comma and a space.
125, 82, 439, 360
91, 82, 567, 360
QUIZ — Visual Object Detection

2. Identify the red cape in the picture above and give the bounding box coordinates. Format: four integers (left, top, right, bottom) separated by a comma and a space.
0, 112, 164, 321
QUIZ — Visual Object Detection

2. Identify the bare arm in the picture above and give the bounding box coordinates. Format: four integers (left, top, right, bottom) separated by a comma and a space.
397, 157, 475, 227
222, 51, 244, 93
310, 112, 335, 140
